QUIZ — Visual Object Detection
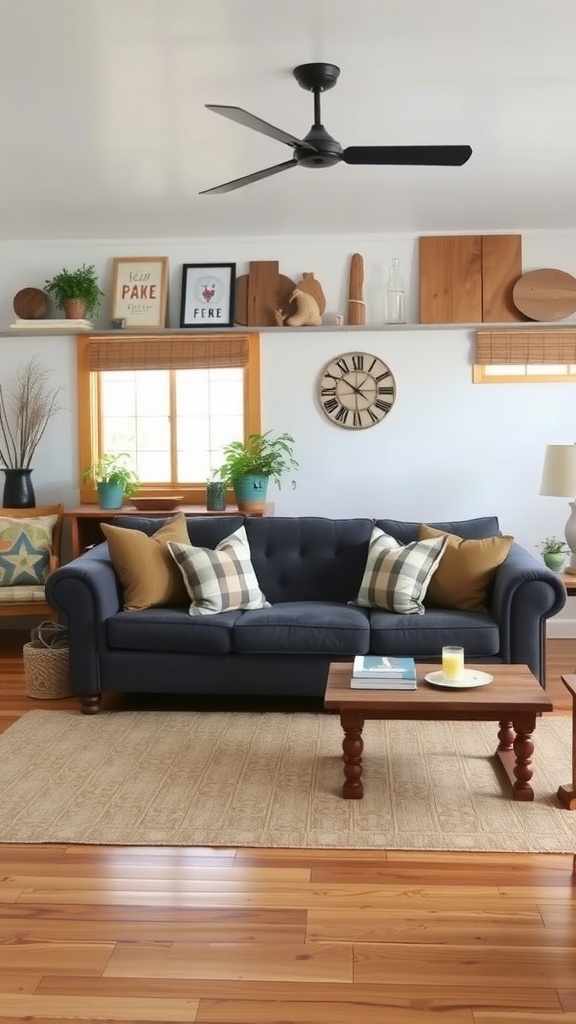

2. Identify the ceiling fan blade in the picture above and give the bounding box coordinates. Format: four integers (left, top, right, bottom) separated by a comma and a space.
205, 105, 314, 150
343, 145, 472, 166
200, 159, 298, 195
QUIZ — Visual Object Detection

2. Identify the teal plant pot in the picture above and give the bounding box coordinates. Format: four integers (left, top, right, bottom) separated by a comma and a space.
543, 552, 566, 573
97, 482, 124, 510
233, 474, 269, 514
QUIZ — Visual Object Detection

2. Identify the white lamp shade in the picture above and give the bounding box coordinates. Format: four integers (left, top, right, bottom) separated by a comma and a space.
540, 444, 576, 497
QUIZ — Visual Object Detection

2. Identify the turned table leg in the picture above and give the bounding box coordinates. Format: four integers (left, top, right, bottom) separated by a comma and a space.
340, 709, 365, 799
495, 715, 537, 801
557, 675, 576, 811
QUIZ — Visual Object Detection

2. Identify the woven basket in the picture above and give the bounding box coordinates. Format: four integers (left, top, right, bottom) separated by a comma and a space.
23, 642, 71, 699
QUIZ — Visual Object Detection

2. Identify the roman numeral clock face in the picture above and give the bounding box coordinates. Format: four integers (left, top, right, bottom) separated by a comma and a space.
318, 352, 396, 429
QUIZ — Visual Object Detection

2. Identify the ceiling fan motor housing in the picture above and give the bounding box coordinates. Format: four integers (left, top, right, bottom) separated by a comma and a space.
296, 125, 343, 168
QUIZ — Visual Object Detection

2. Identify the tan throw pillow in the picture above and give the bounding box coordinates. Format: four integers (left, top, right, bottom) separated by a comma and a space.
419, 524, 514, 612
101, 512, 190, 611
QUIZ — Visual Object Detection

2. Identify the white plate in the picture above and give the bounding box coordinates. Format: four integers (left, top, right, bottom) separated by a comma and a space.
425, 669, 493, 689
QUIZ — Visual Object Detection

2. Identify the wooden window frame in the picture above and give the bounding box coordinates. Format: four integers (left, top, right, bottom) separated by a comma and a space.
77, 332, 261, 504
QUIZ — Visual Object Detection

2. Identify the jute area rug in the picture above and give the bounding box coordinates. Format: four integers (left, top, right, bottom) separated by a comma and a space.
1, 709, 575, 851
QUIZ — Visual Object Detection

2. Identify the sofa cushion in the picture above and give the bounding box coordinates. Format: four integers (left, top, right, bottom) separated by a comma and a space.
368, 606, 500, 658
233, 601, 370, 655
106, 606, 238, 654
376, 516, 501, 546
419, 524, 514, 612
168, 525, 269, 615
0, 513, 58, 587
101, 512, 190, 611
352, 527, 447, 615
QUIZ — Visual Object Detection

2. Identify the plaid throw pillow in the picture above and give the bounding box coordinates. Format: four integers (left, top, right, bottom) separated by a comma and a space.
167, 525, 269, 616
353, 526, 447, 615
0, 514, 58, 587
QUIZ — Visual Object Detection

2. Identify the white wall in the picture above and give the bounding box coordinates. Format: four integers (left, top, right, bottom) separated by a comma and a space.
1, 230, 575, 629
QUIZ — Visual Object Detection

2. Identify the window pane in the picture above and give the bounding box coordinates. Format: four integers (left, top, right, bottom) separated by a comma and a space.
99, 366, 245, 485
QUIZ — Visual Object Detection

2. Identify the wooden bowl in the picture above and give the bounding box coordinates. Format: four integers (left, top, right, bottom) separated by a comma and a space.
129, 496, 184, 511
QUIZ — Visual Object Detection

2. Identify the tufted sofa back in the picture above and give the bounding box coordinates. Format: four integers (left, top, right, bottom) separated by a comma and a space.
111, 513, 501, 606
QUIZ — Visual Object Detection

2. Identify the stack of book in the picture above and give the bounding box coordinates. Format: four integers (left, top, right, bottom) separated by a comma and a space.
9, 318, 94, 331
351, 655, 417, 689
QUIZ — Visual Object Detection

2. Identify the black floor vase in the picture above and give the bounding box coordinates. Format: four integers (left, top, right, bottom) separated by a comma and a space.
2, 468, 36, 508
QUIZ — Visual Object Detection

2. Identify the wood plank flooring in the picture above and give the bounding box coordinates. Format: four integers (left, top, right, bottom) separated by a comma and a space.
0, 629, 575, 1023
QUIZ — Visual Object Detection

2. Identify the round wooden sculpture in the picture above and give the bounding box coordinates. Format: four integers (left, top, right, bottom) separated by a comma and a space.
512, 268, 576, 321
12, 287, 49, 319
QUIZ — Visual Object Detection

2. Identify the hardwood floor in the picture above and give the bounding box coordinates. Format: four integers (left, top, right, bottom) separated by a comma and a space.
0, 630, 575, 1023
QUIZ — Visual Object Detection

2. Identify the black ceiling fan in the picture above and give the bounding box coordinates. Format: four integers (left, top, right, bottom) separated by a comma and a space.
200, 62, 472, 195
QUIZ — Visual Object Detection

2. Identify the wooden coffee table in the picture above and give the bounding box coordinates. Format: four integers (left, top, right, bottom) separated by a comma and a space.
324, 663, 553, 801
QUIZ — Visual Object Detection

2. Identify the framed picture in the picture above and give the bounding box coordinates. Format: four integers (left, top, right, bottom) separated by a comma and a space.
111, 257, 169, 328
180, 263, 235, 328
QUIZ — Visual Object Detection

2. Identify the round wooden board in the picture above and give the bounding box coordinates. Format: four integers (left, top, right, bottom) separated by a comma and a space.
512, 268, 576, 321
13, 287, 49, 319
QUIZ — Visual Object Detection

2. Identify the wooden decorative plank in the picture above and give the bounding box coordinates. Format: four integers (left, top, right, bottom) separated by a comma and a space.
481, 234, 524, 322
247, 260, 280, 326
419, 235, 482, 323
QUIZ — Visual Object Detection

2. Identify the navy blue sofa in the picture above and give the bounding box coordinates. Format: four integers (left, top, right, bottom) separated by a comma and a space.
46, 514, 566, 713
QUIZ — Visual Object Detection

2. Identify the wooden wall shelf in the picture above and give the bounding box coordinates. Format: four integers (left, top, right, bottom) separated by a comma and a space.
3, 322, 576, 337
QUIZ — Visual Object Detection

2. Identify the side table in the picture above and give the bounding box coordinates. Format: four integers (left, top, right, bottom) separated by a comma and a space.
558, 675, 576, 811
64, 503, 275, 558
559, 573, 576, 597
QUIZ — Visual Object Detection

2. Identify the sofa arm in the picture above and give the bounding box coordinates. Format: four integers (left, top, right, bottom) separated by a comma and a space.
490, 542, 566, 684
45, 544, 122, 696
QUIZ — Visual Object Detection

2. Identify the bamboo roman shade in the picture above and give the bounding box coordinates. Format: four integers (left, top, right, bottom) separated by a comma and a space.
87, 334, 250, 371
476, 330, 576, 364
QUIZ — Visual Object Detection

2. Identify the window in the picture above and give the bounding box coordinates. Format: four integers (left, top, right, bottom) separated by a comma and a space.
77, 332, 260, 504
474, 329, 576, 383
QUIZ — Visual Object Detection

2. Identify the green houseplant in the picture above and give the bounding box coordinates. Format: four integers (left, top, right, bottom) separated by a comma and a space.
219, 431, 298, 512
44, 263, 104, 319
537, 535, 569, 572
82, 453, 140, 510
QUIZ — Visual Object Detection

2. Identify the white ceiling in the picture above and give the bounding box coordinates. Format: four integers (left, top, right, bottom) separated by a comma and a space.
3, 0, 576, 240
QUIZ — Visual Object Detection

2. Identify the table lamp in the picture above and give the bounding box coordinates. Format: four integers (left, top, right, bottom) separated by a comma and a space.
539, 443, 576, 575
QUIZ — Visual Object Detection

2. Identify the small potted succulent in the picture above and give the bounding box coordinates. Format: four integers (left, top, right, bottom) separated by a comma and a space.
82, 453, 140, 509
537, 536, 569, 572
44, 263, 104, 320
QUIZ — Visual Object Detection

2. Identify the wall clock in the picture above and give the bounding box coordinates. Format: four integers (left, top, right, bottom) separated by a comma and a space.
318, 351, 396, 429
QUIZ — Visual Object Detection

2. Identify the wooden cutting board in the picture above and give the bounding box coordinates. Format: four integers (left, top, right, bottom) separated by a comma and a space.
234, 261, 296, 326
419, 236, 482, 323
419, 234, 523, 323
512, 268, 576, 321
481, 234, 523, 322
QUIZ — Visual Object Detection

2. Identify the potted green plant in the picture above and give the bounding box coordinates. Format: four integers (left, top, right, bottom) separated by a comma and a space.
218, 431, 298, 513
537, 536, 569, 572
82, 453, 140, 510
44, 263, 104, 320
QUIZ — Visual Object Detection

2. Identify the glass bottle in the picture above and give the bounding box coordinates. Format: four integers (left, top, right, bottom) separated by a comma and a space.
385, 257, 406, 324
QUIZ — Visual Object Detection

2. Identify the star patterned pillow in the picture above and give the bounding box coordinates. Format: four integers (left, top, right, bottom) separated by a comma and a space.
0, 515, 58, 587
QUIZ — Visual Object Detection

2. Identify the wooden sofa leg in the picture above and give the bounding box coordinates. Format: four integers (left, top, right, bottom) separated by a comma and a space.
80, 695, 102, 715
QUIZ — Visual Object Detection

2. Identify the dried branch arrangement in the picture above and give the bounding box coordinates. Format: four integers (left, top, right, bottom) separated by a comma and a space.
0, 357, 63, 469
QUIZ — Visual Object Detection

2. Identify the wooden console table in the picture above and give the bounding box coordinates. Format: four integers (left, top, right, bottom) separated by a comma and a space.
64, 503, 274, 558
559, 573, 576, 597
